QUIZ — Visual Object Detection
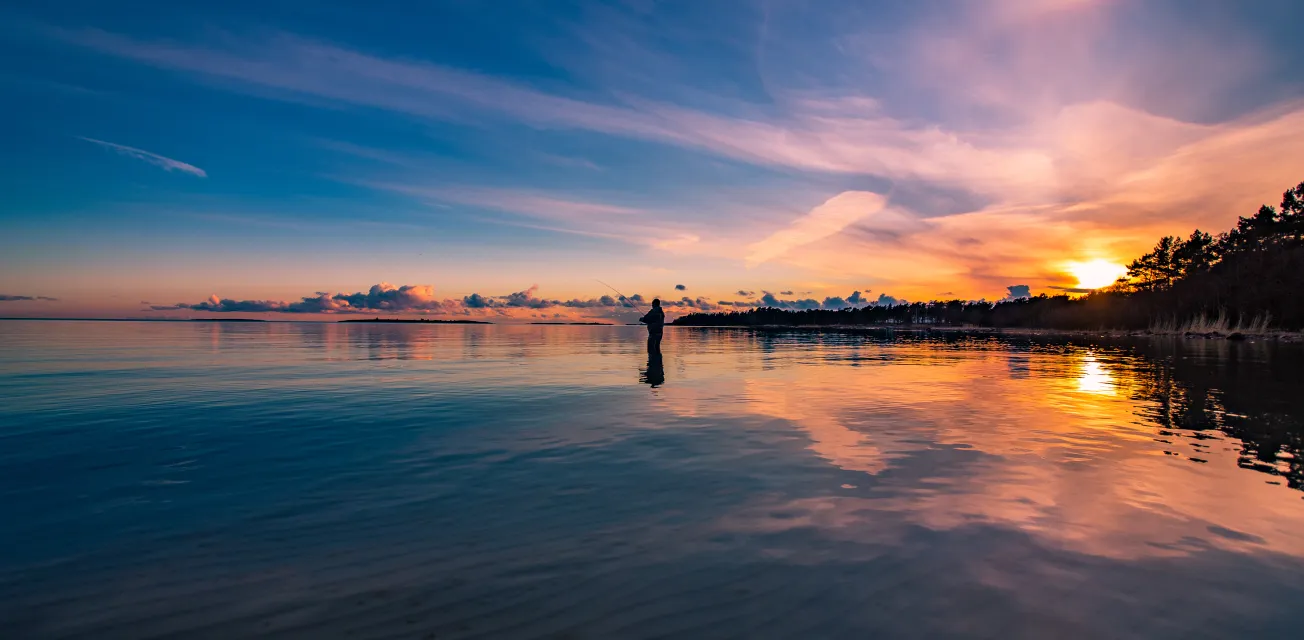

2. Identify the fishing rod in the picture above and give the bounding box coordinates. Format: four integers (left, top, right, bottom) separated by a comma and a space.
594, 279, 646, 314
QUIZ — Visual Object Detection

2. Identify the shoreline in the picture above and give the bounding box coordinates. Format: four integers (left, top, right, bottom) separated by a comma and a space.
671, 324, 1304, 342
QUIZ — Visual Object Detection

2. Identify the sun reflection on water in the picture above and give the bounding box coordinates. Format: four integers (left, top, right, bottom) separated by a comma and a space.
1076, 354, 1116, 395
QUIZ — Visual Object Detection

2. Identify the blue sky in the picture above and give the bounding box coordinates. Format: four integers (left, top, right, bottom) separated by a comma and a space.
2, 0, 1303, 319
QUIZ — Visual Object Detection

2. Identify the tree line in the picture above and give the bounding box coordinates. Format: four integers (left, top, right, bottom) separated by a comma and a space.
674, 180, 1304, 331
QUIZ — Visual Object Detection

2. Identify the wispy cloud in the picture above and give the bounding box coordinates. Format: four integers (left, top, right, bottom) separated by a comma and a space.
652, 233, 700, 251
78, 137, 207, 177
539, 153, 602, 171
365, 181, 706, 249
59, 29, 1057, 194
382, 185, 645, 220
0, 294, 59, 302
62, 24, 1302, 216
747, 191, 887, 267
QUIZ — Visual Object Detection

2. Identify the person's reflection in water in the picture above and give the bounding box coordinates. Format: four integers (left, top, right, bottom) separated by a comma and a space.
640, 342, 665, 387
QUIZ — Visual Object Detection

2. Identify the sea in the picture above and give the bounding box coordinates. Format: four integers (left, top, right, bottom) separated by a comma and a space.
2, 320, 1303, 639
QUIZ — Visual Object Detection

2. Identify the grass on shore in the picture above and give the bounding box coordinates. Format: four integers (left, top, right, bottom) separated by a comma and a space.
1149, 310, 1272, 335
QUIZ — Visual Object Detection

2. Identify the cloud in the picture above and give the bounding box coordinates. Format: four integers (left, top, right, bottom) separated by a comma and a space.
1048, 285, 1094, 294
745, 3, 1304, 298
499, 285, 553, 309
558, 295, 617, 309
155, 293, 349, 313
821, 290, 873, 310
872, 294, 902, 307
791, 298, 823, 310
653, 234, 700, 251
739, 288, 872, 311
0, 294, 58, 302
736, 290, 754, 297
153, 283, 685, 318
755, 292, 820, 310
674, 284, 686, 291
78, 137, 207, 177
383, 185, 645, 221
539, 153, 602, 171
61, 29, 1055, 191
331, 283, 446, 311
1002, 284, 1032, 301
746, 191, 889, 267
62, 18, 1304, 213
365, 182, 700, 248
458, 286, 641, 311
154, 283, 449, 314
67, 23, 1179, 208
662, 296, 717, 310
561, 292, 640, 309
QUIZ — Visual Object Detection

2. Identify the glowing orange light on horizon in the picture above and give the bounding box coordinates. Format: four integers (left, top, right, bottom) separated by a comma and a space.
1067, 259, 1127, 290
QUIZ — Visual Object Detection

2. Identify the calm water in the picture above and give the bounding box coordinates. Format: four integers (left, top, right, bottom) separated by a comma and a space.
2, 321, 1304, 639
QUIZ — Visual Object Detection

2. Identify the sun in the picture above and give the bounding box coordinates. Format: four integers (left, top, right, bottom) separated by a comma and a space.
1066, 259, 1127, 290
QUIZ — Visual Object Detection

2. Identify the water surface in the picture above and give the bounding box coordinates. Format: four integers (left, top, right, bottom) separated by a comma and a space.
2, 321, 1303, 639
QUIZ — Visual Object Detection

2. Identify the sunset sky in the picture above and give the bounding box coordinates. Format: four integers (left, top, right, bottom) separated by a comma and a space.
3, 0, 1303, 320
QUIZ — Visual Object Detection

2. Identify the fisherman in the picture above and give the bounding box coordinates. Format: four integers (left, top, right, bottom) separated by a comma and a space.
639, 298, 665, 351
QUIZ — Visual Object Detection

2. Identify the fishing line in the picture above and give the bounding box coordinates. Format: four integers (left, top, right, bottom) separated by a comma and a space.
594, 279, 646, 314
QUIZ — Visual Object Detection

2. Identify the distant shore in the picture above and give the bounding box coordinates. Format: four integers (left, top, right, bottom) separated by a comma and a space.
529, 321, 612, 325
0, 317, 269, 323
672, 324, 1304, 342
338, 318, 492, 324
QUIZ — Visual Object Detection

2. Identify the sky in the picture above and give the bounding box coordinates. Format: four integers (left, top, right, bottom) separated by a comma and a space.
2, 0, 1303, 321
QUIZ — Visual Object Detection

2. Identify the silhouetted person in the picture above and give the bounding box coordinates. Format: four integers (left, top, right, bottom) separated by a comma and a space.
639, 298, 665, 352
640, 347, 665, 387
